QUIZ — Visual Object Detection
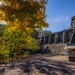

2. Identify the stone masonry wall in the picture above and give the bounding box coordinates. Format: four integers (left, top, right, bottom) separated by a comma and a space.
44, 43, 67, 54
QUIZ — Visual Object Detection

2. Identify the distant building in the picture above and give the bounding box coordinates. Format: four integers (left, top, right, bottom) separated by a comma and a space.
71, 16, 75, 28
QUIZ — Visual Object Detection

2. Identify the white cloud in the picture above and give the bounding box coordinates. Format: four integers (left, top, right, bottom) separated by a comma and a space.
62, 16, 70, 21
54, 18, 60, 22
62, 18, 68, 21
53, 16, 70, 22
54, 18, 59, 21
65, 17, 70, 19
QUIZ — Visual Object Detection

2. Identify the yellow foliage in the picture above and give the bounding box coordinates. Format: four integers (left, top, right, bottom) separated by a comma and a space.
0, 11, 5, 20
0, 0, 48, 48
0, 0, 48, 32
25, 35, 39, 50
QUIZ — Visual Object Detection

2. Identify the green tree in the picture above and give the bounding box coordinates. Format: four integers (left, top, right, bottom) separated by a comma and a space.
0, 0, 48, 60
0, 25, 39, 60
31, 30, 39, 39
44, 30, 52, 36
0, 24, 5, 36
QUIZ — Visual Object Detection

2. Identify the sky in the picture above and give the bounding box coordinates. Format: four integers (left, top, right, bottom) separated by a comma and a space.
44, 0, 75, 32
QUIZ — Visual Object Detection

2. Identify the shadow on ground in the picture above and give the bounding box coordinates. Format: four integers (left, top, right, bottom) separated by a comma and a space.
0, 57, 75, 75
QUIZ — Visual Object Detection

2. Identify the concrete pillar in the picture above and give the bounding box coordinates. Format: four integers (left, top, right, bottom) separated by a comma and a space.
39, 37, 43, 45
63, 31, 67, 43
44, 37, 46, 45
55, 33, 58, 44
48, 35, 51, 44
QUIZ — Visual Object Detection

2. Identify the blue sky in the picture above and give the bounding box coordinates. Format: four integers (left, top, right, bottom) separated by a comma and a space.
44, 0, 75, 32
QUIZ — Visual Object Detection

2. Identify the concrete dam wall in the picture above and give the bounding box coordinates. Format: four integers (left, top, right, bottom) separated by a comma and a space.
38, 16, 75, 54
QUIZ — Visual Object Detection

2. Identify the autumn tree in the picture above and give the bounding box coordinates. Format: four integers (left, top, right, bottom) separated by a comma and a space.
0, 0, 48, 32
0, 0, 48, 60
0, 26, 40, 60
